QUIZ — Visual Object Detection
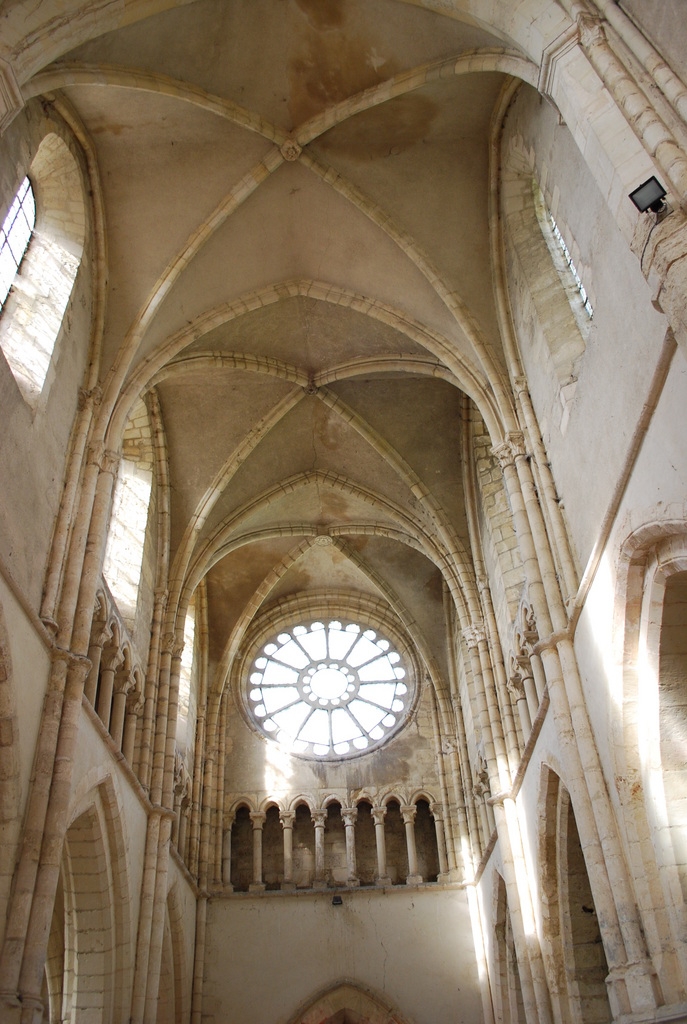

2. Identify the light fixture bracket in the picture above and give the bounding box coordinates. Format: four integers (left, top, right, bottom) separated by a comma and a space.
629, 176, 668, 215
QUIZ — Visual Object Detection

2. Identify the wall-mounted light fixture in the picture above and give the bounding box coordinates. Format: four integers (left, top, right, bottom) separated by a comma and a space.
332, 895, 343, 906
629, 176, 668, 216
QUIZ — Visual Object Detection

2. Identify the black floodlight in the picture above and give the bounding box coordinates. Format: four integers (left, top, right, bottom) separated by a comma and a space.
629, 176, 667, 214
332, 894, 343, 906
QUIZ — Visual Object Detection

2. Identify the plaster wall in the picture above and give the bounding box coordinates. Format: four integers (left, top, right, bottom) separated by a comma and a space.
203, 887, 482, 1024
570, 344, 687, 827
502, 86, 669, 572
619, 0, 687, 80
0, 581, 50, 827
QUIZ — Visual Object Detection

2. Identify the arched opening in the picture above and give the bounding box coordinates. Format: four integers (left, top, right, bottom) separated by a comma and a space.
354, 801, 376, 886
324, 802, 346, 887
293, 803, 315, 888
414, 799, 439, 883
494, 873, 525, 1024
230, 805, 253, 892
0, 132, 86, 403
384, 800, 409, 885
288, 981, 411, 1024
540, 768, 611, 1024
658, 570, 687, 903
103, 396, 155, 632
54, 805, 116, 1023
263, 804, 283, 890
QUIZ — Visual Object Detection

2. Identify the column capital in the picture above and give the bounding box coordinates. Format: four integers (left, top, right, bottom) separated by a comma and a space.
311, 810, 327, 827
126, 689, 144, 715
463, 622, 486, 649
507, 672, 526, 702
160, 632, 176, 655
429, 801, 444, 821
100, 646, 124, 673
371, 806, 387, 825
249, 811, 266, 830
279, 811, 295, 829
576, 10, 605, 49
89, 621, 112, 649
490, 431, 526, 469
400, 804, 417, 825
342, 807, 358, 828
114, 667, 135, 695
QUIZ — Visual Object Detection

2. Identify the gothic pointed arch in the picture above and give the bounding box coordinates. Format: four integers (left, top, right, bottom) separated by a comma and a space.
288, 981, 412, 1024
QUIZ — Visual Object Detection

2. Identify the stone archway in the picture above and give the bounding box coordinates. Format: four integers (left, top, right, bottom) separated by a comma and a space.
289, 982, 410, 1024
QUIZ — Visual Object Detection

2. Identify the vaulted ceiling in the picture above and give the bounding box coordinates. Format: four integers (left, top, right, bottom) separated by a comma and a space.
23, 0, 542, 689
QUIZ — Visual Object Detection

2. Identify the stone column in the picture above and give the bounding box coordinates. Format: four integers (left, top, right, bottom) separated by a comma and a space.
178, 797, 189, 862
401, 804, 423, 884
372, 806, 392, 886
249, 812, 266, 892
342, 807, 359, 887
84, 620, 111, 706
110, 666, 133, 750
96, 645, 123, 731
222, 819, 233, 890
516, 653, 540, 724
429, 802, 449, 879
474, 759, 496, 836
122, 690, 143, 767
507, 671, 532, 742
312, 810, 327, 889
280, 811, 296, 891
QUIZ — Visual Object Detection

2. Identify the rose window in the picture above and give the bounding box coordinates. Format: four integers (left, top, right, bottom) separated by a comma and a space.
247, 620, 412, 758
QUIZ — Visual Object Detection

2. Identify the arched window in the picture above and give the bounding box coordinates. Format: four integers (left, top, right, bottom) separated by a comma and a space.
0, 133, 85, 404
0, 177, 35, 307
103, 398, 154, 631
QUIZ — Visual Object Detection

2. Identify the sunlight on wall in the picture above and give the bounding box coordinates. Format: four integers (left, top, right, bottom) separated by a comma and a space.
103, 459, 152, 626
584, 552, 616, 687
177, 601, 196, 753
504, 798, 536, 937
264, 741, 294, 799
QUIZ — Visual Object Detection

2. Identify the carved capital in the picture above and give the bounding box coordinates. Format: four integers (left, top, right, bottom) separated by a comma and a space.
463, 622, 486, 649
429, 801, 444, 821
100, 449, 121, 476
577, 11, 605, 49
113, 667, 135, 695
311, 810, 327, 828
507, 673, 526, 701
491, 431, 526, 469
523, 605, 538, 644
161, 632, 176, 655
78, 385, 102, 411
100, 646, 124, 673
249, 811, 266, 830
280, 811, 295, 829
371, 806, 387, 826
342, 807, 358, 828
89, 621, 112, 650
400, 804, 417, 825
126, 689, 144, 715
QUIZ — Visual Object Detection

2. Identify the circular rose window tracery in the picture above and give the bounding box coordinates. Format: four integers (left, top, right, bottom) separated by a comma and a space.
247, 619, 413, 758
